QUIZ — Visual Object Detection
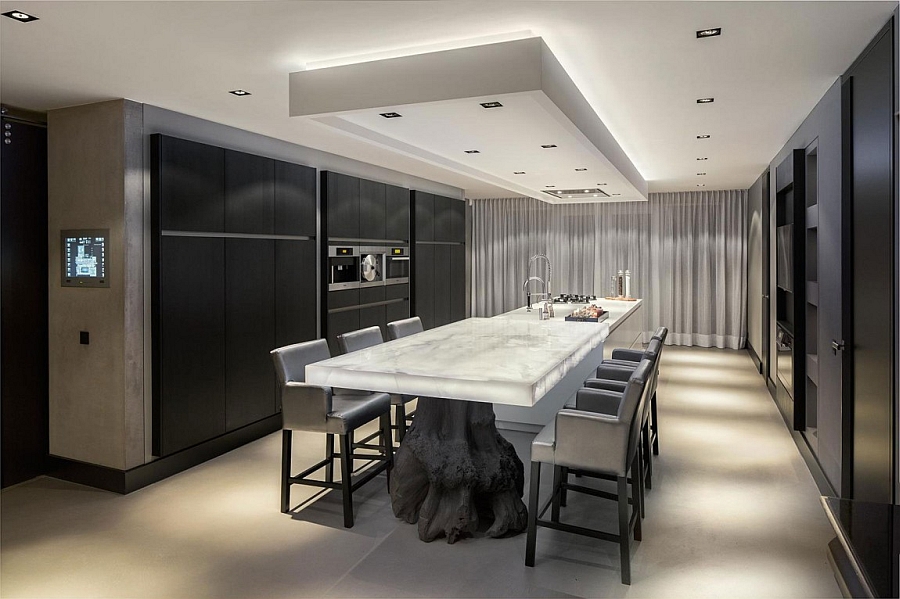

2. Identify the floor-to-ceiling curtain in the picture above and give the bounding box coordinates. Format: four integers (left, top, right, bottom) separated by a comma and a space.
470, 190, 747, 349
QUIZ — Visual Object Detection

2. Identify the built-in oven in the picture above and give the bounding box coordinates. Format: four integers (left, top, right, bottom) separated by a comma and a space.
383, 245, 410, 285
328, 245, 359, 291
359, 246, 386, 288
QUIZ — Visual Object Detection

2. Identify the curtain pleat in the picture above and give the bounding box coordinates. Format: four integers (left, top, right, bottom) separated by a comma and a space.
470, 190, 748, 349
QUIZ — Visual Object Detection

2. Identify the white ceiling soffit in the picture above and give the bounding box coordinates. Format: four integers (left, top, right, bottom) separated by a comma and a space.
290, 38, 648, 203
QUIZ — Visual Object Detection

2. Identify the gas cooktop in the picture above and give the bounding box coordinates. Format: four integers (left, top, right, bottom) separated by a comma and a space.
552, 294, 598, 304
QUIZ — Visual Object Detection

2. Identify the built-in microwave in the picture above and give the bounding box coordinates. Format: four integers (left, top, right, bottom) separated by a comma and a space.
328, 245, 359, 291
383, 245, 410, 285
359, 246, 386, 288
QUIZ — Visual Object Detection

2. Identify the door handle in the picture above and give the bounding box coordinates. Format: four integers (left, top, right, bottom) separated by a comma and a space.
763, 295, 769, 299
831, 339, 845, 355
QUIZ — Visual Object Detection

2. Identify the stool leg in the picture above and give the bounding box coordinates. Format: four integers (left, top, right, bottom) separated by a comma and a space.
281, 430, 292, 513
632, 453, 643, 542
637, 442, 645, 519
381, 412, 394, 491
617, 475, 631, 585
339, 434, 354, 528
396, 403, 407, 443
348, 430, 355, 473
651, 392, 660, 455
325, 434, 335, 483
643, 421, 653, 490
525, 461, 541, 567
551, 465, 562, 523
560, 467, 568, 507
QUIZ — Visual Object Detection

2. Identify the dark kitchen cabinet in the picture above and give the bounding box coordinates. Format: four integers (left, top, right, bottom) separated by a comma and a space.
450, 199, 466, 243
275, 161, 316, 237
325, 172, 360, 239
414, 243, 435, 330
153, 135, 224, 232
433, 245, 452, 326
450, 244, 467, 321
359, 304, 387, 338
327, 310, 360, 356
156, 236, 226, 456
275, 240, 317, 350
225, 150, 274, 235
225, 239, 276, 431
433, 195, 453, 242
385, 184, 410, 241
414, 192, 434, 242
359, 179, 386, 241
385, 299, 410, 328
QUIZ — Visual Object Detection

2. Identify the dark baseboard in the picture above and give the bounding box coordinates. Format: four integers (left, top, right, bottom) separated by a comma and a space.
790, 428, 837, 497
746, 343, 762, 373
49, 414, 282, 494
827, 537, 873, 598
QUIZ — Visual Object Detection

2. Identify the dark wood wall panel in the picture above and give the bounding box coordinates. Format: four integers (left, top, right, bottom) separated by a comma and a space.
155, 136, 224, 232
414, 192, 434, 242
157, 236, 226, 456
225, 150, 274, 234
275, 161, 316, 237
359, 179, 386, 241
433, 245, 452, 327
275, 240, 317, 348
225, 239, 276, 431
385, 185, 410, 241
414, 243, 435, 330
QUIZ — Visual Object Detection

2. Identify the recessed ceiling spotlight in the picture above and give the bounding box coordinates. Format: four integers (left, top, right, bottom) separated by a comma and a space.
513, 171, 526, 175
612, 193, 622, 196
697, 134, 710, 139
2, 9, 39, 22
379, 111, 402, 118
545, 185, 556, 188
575, 168, 588, 172
697, 157, 708, 161
541, 144, 557, 149
480, 101, 503, 109
597, 183, 608, 186
464, 150, 480, 154
696, 27, 721, 38
697, 172, 707, 176
697, 184, 706, 187
229, 89, 252, 96
697, 98, 715, 104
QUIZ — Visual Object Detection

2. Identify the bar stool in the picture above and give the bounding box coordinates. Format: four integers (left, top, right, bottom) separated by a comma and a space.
337, 326, 416, 443
526, 361, 652, 584
271, 339, 393, 528
386, 316, 424, 341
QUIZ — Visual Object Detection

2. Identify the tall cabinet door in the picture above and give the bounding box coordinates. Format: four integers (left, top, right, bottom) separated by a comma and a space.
275, 240, 317, 348
433, 245, 452, 327
326, 172, 360, 239
433, 195, 453, 242
157, 236, 225, 456
385, 185, 410, 241
359, 179, 386, 241
275, 161, 316, 237
225, 150, 274, 234
414, 192, 434, 242
225, 239, 276, 431
414, 243, 435, 330
154, 135, 224, 232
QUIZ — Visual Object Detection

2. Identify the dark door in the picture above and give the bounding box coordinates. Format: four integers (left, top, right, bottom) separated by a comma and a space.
153, 135, 224, 232
225, 150, 274, 234
450, 244, 466, 322
761, 169, 772, 384
156, 236, 226, 456
433, 245, 452, 326
325, 172, 360, 239
327, 310, 360, 356
275, 240, 317, 348
433, 195, 453, 242
414, 243, 435, 329
385, 185, 410, 241
1, 117, 49, 488
841, 23, 894, 502
359, 179, 386, 241
274, 161, 316, 237
225, 238, 276, 431
414, 192, 434, 242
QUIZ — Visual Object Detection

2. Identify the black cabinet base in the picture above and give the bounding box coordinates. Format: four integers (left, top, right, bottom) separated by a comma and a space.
49, 414, 281, 494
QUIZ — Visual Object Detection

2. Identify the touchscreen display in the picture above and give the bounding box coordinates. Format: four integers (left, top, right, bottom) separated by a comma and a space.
61, 229, 109, 287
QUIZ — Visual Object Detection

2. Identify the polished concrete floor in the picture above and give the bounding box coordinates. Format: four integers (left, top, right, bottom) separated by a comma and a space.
1, 347, 841, 598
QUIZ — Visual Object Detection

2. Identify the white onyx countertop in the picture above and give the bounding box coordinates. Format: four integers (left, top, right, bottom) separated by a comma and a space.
305, 317, 609, 407
498, 298, 642, 333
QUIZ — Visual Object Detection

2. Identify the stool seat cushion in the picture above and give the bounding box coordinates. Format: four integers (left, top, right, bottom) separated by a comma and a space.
327, 392, 392, 434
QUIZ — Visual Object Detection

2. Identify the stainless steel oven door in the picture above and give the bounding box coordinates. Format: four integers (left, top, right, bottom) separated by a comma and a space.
384, 246, 410, 285
359, 246, 386, 288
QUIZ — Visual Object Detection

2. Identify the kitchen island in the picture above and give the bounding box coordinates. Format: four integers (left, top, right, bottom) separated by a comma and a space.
493, 298, 643, 432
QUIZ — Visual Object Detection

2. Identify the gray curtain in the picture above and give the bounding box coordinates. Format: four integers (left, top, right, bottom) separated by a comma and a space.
470, 190, 747, 349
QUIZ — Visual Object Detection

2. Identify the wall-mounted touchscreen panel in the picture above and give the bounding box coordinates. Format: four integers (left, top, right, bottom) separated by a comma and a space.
61, 229, 109, 288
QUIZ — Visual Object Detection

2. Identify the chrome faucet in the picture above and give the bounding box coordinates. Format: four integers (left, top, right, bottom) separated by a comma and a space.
523, 253, 552, 311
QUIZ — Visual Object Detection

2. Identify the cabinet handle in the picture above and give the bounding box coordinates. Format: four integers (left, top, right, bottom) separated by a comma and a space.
831, 339, 845, 355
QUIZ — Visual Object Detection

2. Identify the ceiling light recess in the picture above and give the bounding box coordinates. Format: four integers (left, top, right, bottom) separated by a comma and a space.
697, 157, 708, 161
464, 149, 480, 154
697, 134, 710, 139
696, 97, 715, 104
696, 28, 722, 38
544, 188, 609, 201
379, 111, 402, 118
2, 9, 38, 22
480, 101, 503, 109
229, 89, 251, 96
575, 168, 587, 171
697, 172, 707, 176
541, 144, 557, 149
513, 171, 526, 175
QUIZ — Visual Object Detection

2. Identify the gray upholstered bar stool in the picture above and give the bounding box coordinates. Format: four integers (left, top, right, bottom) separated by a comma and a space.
337, 326, 416, 443
386, 316, 424, 341
525, 361, 651, 585
595, 327, 668, 456
271, 339, 393, 529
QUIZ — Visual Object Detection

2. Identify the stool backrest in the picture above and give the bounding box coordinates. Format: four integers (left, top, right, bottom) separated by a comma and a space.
652, 326, 668, 343
271, 339, 331, 385
337, 326, 384, 354
387, 317, 424, 341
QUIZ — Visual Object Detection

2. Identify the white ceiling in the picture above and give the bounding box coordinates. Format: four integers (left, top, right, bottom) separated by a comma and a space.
1, 1, 896, 199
